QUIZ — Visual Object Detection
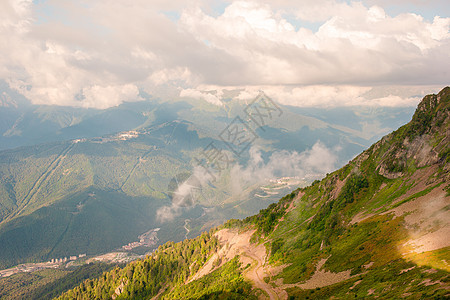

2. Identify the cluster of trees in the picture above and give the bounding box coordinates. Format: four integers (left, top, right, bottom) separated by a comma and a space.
338, 174, 369, 205
57, 231, 220, 299
165, 257, 255, 299
29, 263, 114, 300
307, 173, 369, 244
0, 268, 69, 300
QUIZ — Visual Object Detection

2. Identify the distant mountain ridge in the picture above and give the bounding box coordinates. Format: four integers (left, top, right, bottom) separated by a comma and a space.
56, 86, 449, 299
0, 79, 414, 152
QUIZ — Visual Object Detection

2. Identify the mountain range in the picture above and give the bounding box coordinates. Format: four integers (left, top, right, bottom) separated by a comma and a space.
0, 83, 416, 270
49, 86, 450, 299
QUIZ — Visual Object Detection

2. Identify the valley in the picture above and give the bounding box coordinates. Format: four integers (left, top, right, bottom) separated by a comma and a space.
0, 92, 414, 271
0, 85, 447, 299
51, 87, 450, 299
0, 1, 448, 298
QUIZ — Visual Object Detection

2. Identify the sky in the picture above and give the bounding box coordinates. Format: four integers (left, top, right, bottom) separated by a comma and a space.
0, 0, 449, 109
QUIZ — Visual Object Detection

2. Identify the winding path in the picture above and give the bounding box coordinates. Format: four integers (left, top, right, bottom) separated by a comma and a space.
242, 251, 281, 300
213, 229, 287, 300
184, 219, 190, 239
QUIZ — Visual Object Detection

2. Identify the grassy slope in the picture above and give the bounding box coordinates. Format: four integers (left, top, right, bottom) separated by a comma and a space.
0, 123, 197, 268
241, 87, 450, 298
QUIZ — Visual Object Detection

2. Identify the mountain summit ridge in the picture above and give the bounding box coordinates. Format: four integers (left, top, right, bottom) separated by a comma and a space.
374, 86, 449, 179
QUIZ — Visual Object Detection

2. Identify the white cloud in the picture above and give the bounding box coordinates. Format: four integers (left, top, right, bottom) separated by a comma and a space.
181, 1, 449, 86
179, 88, 224, 106
180, 84, 431, 107
156, 141, 339, 222
0, 0, 448, 108
256, 86, 372, 107
368, 95, 418, 107
230, 142, 338, 195
81, 84, 140, 109
156, 165, 216, 223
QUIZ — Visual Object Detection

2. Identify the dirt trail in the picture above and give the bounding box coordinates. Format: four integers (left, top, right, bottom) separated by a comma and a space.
150, 285, 167, 300
204, 229, 287, 300
242, 250, 283, 300
184, 219, 190, 239
188, 228, 359, 299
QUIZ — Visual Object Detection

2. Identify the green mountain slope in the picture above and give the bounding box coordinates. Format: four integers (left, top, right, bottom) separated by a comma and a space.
56, 87, 449, 299
0, 122, 207, 268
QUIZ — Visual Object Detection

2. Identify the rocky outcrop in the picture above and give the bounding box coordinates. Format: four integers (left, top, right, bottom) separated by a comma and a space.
375, 86, 449, 179
111, 278, 128, 300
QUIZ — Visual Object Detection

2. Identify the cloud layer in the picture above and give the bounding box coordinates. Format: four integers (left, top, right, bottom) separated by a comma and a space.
230, 143, 338, 194
0, 0, 448, 108
156, 142, 338, 222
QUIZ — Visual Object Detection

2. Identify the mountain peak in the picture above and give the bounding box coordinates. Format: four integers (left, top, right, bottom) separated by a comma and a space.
409, 86, 449, 137
417, 86, 450, 113
366, 87, 449, 179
